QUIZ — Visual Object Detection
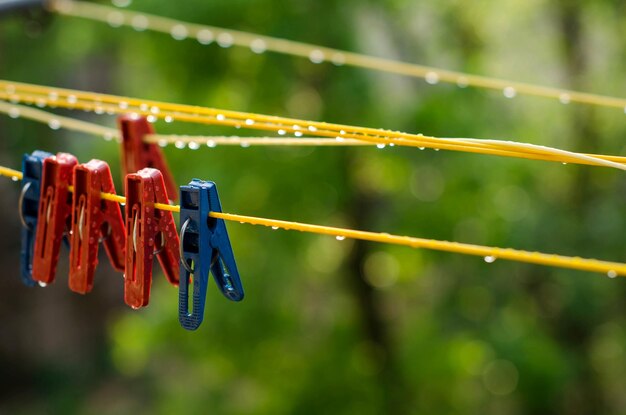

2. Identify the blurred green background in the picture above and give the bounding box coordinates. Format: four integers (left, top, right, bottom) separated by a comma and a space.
1, 0, 626, 413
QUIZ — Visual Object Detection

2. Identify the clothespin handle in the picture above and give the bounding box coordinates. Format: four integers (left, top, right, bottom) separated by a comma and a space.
179, 179, 243, 330
118, 114, 178, 200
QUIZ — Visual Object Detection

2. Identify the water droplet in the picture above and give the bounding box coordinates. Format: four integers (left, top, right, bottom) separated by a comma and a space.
48, 92, 58, 101
207, 140, 217, 148
376, 144, 385, 149
197, 29, 214, 45
38, 281, 47, 287
331, 53, 345, 66
175, 140, 185, 149
419, 147, 425, 150
308, 125, 317, 132
294, 131, 303, 137
8, 107, 19, 118
425, 72, 439, 85
188, 141, 200, 150
107, 11, 124, 27
456, 76, 469, 88
103, 132, 114, 141
309, 49, 325, 64
484, 256, 497, 263
170, 24, 188, 40
562, 162, 567, 165
11, 176, 18, 182
157, 139, 168, 147
608, 270, 618, 278
250, 38, 267, 54
131, 15, 148, 31
293, 124, 301, 130
216, 114, 225, 121
164, 115, 173, 123
434, 148, 440, 151
336, 235, 346, 241
503, 87, 517, 99
95, 107, 105, 115
559, 93, 571, 104
138, 103, 148, 112
36, 99, 46, 108
271, 226, 279, 230
245, 118, 255, 125
278, 129, 286, 135
217, 32, 234, 48
131, 305, 139, 310
240, 141, 250, 148
336, 136, 344, 142
340, 130, 346, 135
118, 101, 128, 109
48, 119, 61, 130
147, 115, 157, 123
150, 106, 160, 114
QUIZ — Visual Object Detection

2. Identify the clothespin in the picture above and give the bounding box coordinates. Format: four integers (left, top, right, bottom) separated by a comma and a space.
178, 179, 244, 330
32, 153, 78, 286
124, 168, 179, 309
19, 150, 52, 287
68, 160, 126, 294
118, 114, 178, 201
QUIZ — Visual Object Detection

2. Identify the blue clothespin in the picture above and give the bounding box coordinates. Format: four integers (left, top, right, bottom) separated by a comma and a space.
178, 179, 244, 330
19, 150, 52, 287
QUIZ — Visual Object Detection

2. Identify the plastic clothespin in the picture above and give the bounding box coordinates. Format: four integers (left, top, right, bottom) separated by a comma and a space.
118, 114, 178, 201
32, 153, 78, 286
68, 160, 126, 294
124, 168, 180, 309
178, 179, 244, 330
19, 150, 52, 287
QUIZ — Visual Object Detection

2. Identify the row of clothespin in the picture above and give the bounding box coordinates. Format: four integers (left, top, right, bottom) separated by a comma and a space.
17, 115, 244, 331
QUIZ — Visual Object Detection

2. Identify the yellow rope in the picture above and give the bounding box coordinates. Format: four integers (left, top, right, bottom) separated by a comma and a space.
1, 163, 625, 276
49, 0, 626, 112
2, 83, 626, 170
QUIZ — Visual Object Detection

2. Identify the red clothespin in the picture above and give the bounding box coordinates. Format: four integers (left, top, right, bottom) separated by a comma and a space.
68, 160, 126, 294
124, 168, 180, 309
118, 114, 178, 201
32, 153, 78, 285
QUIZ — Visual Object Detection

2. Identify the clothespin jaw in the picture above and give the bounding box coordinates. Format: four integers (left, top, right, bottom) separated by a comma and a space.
19, 150, 52, 287
68, 160, 126, 294
32, 152, 78, 285
179, 179, 244, 331
118, 114, 178, 201
124, 168, 180, 309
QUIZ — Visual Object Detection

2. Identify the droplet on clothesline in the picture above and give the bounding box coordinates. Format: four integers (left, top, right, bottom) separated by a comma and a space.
376, 144, 386, 149
250, 39, 267, 54
308, 125, 317, 132
271, 226, 279, 230
118, 101, 128, 109
336, 136, 344, 142
294, 131, 303, 137
95, 107, 105, 115
240, 141, 250, 148
608, 270, 618, 278
150, 106, 160, 114
38, 281, 47, 287
216, 114, 225, 121
8, 107, 20, 119
157, 139, 167, 147
434, 148, 440, 151
339, 130, 346, 135
425, 72, 439, 85
175, 140, 185, 149
11, 176, 18, 182
107, 11, 124, 27
131, 15, 148, 31
170, 24, 188, 40
245, 119, 255, 125
559, 93, 571, 104
48, 119, 61, 130
309, 49, 325, 64
503, 87, 517, 99
456, 76, 469, 88
139, 103, 149, 112
36, 99, 46, 108
164, 115, 173, 123
484, 255, 497, 263
147, 115, 157, 123
336, 235, 346, 241
331, 53, 345, 66
206, 140, 217, 148
188, 141, 200, 150
217, 33, 234, 48
103, 132, 114, 141
48, 92, 58, 101
278, 129, 286, 136
197, 29, 214, 45
419, 147, 425, 150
